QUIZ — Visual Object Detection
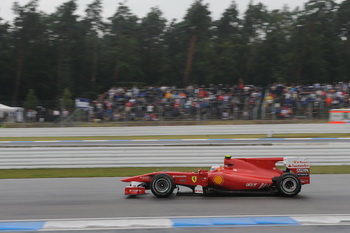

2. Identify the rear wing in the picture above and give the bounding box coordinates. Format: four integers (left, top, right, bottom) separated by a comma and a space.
284, 157, 310, 184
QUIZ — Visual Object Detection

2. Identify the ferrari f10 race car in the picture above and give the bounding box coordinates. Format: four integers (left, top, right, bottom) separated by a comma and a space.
122, 156, 310, 198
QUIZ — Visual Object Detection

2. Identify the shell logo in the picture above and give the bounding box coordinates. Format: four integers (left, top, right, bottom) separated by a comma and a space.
212, 175, 224, 185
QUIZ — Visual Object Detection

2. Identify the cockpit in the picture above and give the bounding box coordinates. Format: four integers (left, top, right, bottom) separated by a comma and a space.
209, 164, 222, 172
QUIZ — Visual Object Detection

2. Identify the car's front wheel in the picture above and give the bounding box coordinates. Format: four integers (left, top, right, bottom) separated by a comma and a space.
150, 174, 175, 198
276, 173, 301, 197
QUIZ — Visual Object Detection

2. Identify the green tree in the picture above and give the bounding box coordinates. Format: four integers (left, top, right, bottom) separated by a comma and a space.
337, 0, 350, 79
212, 1, 243, 84
84, 0, 105, 90
182, 0, 211, 85
161, 19, 187, 85
241, 2, 269, 84
24, 89, 38, 109
191, 41, 218, 84
2, 0, 350, 102
215, 1, 241, 44
214, 41, 241, 84
62, 88, 74, 111
256, 8, 294, 85
12, 0, 45, 102
48, 0, 79, 97
0, 19, 13, 101
291, 0, 339, 83
107, 2, 141, 84
138, 7, 167, 84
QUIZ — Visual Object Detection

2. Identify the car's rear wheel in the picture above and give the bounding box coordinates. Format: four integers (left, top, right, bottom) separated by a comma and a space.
276, 173, 301, 197
150, 174, 175, 198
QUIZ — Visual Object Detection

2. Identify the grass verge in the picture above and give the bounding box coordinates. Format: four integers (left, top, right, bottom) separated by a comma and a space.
0, 133, 350, 141
0, 166, 349, 179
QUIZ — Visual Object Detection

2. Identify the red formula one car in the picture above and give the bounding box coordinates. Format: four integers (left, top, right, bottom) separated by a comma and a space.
122, 155, 310, 198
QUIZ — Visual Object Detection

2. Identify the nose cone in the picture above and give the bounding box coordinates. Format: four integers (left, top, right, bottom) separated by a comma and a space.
120, 173, 154, 183
121, 177, 132, 182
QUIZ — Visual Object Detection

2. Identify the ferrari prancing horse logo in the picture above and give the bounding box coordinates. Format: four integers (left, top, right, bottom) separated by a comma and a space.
191, 176, 197, 183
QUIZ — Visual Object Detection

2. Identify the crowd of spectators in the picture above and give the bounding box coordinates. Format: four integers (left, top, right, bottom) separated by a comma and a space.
87, 82, 350, 122
265, 82, 350, 119
3, 82, 349, 123
89, 84, 263, 122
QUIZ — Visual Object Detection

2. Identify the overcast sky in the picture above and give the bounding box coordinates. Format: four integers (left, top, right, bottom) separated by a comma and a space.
0, 0, 342, 22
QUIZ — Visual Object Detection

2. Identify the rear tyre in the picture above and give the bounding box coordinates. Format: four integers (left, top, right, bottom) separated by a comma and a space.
150, 174, 175, 198
276, 173, 301, 197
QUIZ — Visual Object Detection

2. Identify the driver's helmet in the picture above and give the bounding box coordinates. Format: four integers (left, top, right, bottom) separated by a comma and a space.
210, 164, 221, 172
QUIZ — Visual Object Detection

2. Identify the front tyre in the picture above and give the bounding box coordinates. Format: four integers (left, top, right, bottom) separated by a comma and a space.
150, 174, 175, 198
276, 173, 301, 197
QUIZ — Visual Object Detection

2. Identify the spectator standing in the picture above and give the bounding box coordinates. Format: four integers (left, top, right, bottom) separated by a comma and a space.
53, 110, 60, 122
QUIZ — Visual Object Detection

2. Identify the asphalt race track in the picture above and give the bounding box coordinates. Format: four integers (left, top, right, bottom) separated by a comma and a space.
1, 124, 350, 232
1, 175, 349, 221
1, 175, 350, 232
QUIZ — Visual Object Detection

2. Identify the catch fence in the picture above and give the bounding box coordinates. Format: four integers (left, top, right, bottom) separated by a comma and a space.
0, 91, 341, 125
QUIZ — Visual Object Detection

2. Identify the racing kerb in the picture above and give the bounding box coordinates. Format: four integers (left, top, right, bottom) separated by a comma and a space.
1, 215, 350, 231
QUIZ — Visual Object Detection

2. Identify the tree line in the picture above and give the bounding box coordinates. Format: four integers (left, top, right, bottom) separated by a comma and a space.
0, 0, 349, 102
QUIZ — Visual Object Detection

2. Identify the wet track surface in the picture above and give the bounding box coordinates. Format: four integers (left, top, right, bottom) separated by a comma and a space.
0, 175, 349, 221
1, 124, 349, 232
1, 175, 350, 233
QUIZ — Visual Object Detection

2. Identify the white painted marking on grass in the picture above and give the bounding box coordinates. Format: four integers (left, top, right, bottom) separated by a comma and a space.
133, 140, 158, 141
35, 141, 61, 143
182, 139, 209, 141
81, 140, 109, 142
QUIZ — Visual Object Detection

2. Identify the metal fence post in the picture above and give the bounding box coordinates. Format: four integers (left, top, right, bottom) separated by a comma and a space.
60, 98, 64, 127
